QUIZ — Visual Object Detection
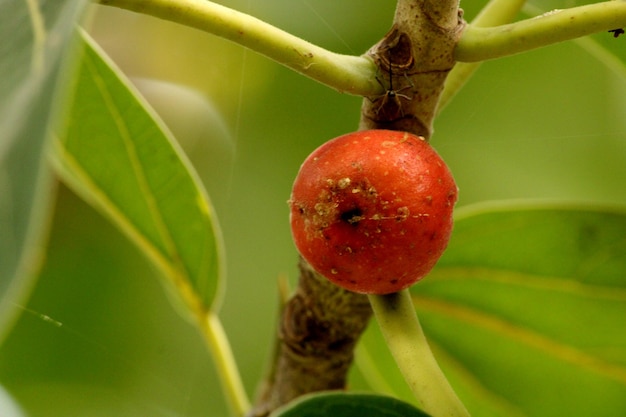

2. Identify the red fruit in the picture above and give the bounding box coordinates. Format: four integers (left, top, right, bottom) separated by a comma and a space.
289, 130, 458, 295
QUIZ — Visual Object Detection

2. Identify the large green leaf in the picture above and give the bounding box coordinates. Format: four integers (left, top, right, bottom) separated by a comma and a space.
0, 0, 85, 344
359, 203, 626, 417
270, 392, 431, 417
52, 32, 225, 316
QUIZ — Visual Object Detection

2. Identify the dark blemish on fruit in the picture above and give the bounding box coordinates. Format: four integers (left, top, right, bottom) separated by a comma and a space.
609, 28, 625, 38
340, 208, 364, 225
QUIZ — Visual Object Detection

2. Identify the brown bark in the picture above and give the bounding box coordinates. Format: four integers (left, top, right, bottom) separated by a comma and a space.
247, 257, 372, 417
359, 0, 465, 139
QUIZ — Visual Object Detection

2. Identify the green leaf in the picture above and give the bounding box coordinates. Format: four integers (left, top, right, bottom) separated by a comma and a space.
0, 0, 85, 344
359, 203, 626, 417
52, 32, 225, 316
270, 392, 431, 417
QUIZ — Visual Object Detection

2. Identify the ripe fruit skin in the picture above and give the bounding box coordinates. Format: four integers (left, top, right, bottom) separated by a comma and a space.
289, 130, 457, 295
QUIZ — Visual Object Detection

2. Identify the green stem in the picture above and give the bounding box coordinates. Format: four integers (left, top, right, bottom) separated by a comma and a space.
97, 0, 379, 95
202, 313, 251, 417
438, 0, 527, 113
456, 1, 626, 63
368, 290, 470, 417
97, 0, 626, 104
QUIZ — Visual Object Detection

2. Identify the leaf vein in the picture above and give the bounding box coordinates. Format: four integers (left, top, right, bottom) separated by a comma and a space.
83, 50, 191, 282
414, 294, 626, 385
430, 266, 626, 301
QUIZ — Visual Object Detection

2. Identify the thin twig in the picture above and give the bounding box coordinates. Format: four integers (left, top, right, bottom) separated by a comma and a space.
456, 1, 626, 62
97, 0, 379, 95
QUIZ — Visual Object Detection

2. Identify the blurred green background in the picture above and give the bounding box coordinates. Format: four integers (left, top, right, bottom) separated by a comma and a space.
1, 0, 625, 416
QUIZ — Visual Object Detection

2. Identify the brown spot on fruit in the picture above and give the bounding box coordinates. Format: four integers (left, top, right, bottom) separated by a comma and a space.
340, 208, 364, 225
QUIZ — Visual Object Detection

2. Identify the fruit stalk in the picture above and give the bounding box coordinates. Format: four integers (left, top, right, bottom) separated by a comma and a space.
369, 290, 470, 417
